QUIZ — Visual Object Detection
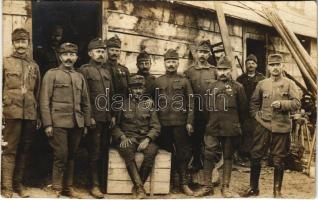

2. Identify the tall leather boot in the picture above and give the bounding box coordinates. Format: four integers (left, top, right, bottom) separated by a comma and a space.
1, 157, 15, 198
221, 159, 235, 198
273, 166, 284, 198
90, 161, 104, 199
63, 160, 84, 199
13, 153, 29, 197
126, 162, 146, 199
170, 170, 180, 193
241, 160, 261, 197
194, 160, 214, 197
179, 169, 194, 196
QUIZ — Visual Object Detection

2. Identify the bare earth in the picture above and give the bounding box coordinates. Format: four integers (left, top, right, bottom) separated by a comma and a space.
10, 165, 315, 199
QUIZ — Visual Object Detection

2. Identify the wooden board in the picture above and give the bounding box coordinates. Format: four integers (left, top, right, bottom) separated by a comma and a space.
108, 148, 171, 169
108, 168, 170, 182
3, 14, 13, 57
107, 180, 169, 194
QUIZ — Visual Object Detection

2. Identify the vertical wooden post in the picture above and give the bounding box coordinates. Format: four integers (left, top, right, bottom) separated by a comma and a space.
101, 0, 109, 41
214, 1, 238, 79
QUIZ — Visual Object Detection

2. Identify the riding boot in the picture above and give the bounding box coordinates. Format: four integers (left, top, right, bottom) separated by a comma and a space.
241, 160, 261, 197
194, 159, 214, 197
273, 165, 284, 198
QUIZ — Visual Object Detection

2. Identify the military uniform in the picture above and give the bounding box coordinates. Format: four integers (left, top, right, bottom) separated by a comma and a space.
236, 54, 265, 156
243, 54, 301, 198
1, 28, 41, 198
155, 49, 194, 195
195, 56, 248, 197
79, 38, 113, 196
40, 43, 91, 195
104, 36, 130, 98
112, 75, 160, 198
184, 40, 217, 170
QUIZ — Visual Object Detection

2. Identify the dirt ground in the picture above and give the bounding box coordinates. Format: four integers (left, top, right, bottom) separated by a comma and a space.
10, 164, 316, 199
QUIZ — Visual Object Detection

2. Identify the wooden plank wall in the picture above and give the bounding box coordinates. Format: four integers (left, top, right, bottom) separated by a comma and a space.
104, 1, 243, 76
3, 0, 32, 57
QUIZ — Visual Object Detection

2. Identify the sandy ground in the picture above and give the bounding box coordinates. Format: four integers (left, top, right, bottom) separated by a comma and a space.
9, 165, 315, 199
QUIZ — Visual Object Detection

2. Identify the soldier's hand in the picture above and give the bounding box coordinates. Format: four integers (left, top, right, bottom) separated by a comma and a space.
83, 127, 88, 136
109, 117, 116, 129
45, 126, 53, 137
36, 118, 42, 130
271, 101, 281, 109
90, 118, 96, 129
120, 135, 132, 148
137, 138, 150, 152
186, 124, 194, 136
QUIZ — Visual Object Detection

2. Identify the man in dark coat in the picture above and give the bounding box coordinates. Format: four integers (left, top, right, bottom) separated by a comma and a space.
103, 35, 130, 99
155, 49, 194, 196
241, 54, 300, 198
112, 75, 160, 199
194, 56, 248, 197
79, 38, 115, 198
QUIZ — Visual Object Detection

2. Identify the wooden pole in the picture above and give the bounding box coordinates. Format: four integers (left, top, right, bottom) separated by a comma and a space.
306, 127, 316, 175
214, 1, 238, 79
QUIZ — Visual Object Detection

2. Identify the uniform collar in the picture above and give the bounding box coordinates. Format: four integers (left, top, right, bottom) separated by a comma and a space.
11, 52, 30, 62
106, 59, 118, 67
137, 70, 150, 76
89, 59, 103, 67
58, 64, 75, 72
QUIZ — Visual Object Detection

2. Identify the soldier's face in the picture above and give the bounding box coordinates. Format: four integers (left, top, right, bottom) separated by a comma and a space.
268, 63, 283, 76
13, 39, 29, 54
89, 48, 106, 63
246, 60, 257, 73
164, 59, 179, 73
130, 86, 145, 98
59, 52, 78, 68
137, 60, 151, 72
197, 50, 210, 63
217, 68, 232, 81
107, 47, 121, 61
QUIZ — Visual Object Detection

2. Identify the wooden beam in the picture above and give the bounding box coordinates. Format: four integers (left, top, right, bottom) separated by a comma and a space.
214, 1, 238, 79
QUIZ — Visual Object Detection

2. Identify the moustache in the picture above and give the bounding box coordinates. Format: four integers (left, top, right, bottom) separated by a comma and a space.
65, 60, 73, 64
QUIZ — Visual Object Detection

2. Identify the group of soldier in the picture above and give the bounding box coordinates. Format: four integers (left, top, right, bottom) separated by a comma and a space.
1, 27, 300, 199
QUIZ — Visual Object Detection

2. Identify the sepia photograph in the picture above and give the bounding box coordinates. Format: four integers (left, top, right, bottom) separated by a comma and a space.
1, 0, 317, 199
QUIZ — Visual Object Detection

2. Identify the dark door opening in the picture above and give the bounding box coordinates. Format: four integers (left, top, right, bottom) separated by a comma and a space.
246, 38, 266, 75
32, 0, 102, 70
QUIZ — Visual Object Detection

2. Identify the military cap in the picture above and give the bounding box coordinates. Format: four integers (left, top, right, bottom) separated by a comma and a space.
88, 37, 106, 51
59, 42, 78, 54
106, 35, 121, 48
129, 74, 145, 86
137, 50, 151, 62
164, 49, 179, 60
246, 54, 257, 63
197, 40, 211, 52
216, 55, 232, 69
12, 28, 30, 41
268, 54, 283, 64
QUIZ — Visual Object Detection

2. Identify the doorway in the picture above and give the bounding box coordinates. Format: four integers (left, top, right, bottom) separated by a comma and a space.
32, 0, 102, 68
246, 38, 266, 75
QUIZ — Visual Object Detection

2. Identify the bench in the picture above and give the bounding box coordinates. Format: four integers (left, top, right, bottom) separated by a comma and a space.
107, 148, 171, 195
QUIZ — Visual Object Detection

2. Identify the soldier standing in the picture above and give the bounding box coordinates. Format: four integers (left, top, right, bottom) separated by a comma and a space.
112, 75, 161, 199
184, 40, 217, 172
236, 54, 265, 164
155, 49, 194, 195
135, 49, 156, 97
194, 56, 248, 197
241, 54, 300, 198
1, 28, 41, 198
104, 35, 130, 98
79, 38, 116, 198
40, 42, 91, 198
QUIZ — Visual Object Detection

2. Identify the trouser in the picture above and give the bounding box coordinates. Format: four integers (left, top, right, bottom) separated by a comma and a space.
249, 122, 290, 192
117, 140, 158, 186
1, 119, 36, 191
238, 118, 256, 157
191, 117, 207, 168
86, 121, 110, 192
202, 135, 238, 186
49, 127, 83, 191
158, 126, 192, 185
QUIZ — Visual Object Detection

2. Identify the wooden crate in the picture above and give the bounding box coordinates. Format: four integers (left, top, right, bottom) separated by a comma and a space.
107, 148, 171, 194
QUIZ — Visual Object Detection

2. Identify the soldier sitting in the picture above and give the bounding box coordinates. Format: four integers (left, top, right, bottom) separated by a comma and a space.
112, 75, 161, 199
